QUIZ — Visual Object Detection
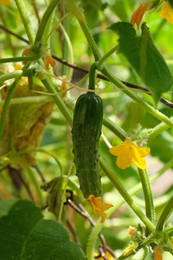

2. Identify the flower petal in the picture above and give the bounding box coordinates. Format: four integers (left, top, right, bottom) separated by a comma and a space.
138, 146, 150, 157
110, 139, 150, 170
116, 151, 133, 169
109, 144, 124, 156
130, 2, 151, 27
154, 246, 162, 260
88, 195, 113, 223
44, 55, 56, 70
132, 153, 147, 169
159, 1, 173, 24
94, 250, 115, 260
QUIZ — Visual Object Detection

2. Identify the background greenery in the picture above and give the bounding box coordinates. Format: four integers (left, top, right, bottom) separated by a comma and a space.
0, 0, 173, 259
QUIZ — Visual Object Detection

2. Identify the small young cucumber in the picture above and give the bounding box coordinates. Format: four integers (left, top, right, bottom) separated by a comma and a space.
72, 91, 103, 198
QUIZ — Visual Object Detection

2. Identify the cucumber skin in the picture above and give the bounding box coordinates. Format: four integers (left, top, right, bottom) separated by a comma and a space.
72, 92, 103, 198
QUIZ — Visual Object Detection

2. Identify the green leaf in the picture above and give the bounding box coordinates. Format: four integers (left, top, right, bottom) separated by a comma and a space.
0, 199, 43, 260
0, 198, 18, 218
0, 199, 86, 260
150, 132, 173, 163
21, 220, 86, 260
109, 22, 173, 103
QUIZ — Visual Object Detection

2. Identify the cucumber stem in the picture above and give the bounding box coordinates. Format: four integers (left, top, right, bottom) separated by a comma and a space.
88, 63, 97, 91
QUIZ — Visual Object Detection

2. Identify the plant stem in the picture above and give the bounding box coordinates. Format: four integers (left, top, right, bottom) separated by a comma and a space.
148, 117, 173, 140
0, 78, 21, 142
156, 194, 173, 231
86, 222, 103, 260
85, 159, 173, 259
27, 167, 44, 206
97, 45, 118, 68
107, 158, 173, 219
14, 0, 35, 44
67, 0, 101, 61
88, 63, 97, 91
0, 56, 40, 64
68, 0, 173, 127
34, 0, 60, 45
59, 22, 74, 80
165, 226, 173, 236
101, 67, 173, 126
0, 96, 51, 106
0, 71, 22, 85
42, 78, 73, 126
103, 117, 127, 141
33, 148, 63, 174
100, 158, 155, 232
138, 169, 155, 225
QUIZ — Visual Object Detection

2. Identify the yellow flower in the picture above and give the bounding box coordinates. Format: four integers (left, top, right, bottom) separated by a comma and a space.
154, 246, 162, 260
87, 195, 113, 223
159, 1, 173, 24
128, 226, 137, 237
0, 0, 10, 5
94, 250, 115, 260
130, 1, 152, 28
5, 64, 28, 84
122, 242, 138, 257
109, 139, 150, 170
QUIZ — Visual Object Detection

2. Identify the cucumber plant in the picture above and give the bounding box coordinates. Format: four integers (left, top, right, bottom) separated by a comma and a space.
72, 65, 103, 198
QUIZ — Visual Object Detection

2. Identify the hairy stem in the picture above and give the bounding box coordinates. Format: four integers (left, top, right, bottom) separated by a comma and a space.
34, 0, 60, 45
68, 0, 173, 127
14, 0, 35, 44
0, 71, 22, 85
0, 56, 40, 64
138, 169, 155, 228
156, 194, 173, 231
67, 0, 101, 61
100, 158, 155, 232
42, 78, 73, 126
101, 67, 173, 127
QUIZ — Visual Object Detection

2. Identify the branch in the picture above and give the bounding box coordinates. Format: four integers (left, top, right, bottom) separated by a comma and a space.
1, 24, 173, 109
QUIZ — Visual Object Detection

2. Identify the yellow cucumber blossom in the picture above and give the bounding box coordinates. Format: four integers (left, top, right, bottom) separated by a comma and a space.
109, 139, 150, 170
87, 195, 113, 223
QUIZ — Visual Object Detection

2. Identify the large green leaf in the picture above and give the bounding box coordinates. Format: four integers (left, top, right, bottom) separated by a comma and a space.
0, 199, 86, 260
109, 22, 173, 103
21, 220, 86, 260
0, 199, 43, 260
0, 198, 18, 218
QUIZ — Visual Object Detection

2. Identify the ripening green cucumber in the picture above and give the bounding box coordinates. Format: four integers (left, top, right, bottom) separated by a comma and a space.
72, 91, 103, 198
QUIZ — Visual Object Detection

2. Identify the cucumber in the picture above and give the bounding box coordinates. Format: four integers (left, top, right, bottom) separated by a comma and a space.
72, 92, 103, 198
